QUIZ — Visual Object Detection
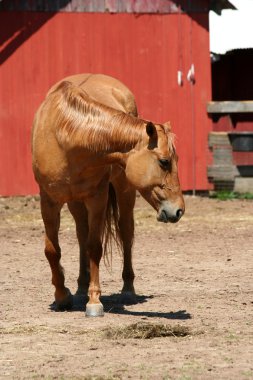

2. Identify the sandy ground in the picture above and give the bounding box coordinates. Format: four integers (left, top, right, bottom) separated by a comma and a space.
0, 194, 253, 380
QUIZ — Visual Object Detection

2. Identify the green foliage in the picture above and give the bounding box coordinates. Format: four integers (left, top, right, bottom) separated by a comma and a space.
209, 191, 253, 201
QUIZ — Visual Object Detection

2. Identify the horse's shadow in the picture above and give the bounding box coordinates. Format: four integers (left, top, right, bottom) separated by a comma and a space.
50, 293, 191, 320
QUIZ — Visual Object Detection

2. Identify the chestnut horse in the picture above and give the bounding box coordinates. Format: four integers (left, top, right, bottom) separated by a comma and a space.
32, 74, 185, 317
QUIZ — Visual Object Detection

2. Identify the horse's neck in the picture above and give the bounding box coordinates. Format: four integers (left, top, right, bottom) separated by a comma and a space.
85, 112, 146, 153
54, 85, 146, 153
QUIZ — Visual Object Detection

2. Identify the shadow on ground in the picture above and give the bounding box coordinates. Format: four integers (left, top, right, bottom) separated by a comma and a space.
49, 293, 191, 320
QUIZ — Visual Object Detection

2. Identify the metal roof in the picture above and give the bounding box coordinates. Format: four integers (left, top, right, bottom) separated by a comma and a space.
0, 0, 234, 13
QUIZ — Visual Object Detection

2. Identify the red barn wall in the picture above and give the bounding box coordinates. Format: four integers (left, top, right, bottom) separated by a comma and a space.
0, 11, 212, 195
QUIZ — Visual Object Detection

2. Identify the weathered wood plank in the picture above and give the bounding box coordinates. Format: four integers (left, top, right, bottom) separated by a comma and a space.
208, 165, 253, 181
207, 165, 240, 181
208, 132, 230, 148
209, 131, 253, 152
207, 101, 253, 114
212, 146, 233, 165
208, 131, 253, 190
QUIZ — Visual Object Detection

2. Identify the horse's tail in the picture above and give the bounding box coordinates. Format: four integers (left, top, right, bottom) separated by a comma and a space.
102, 183, 122, 265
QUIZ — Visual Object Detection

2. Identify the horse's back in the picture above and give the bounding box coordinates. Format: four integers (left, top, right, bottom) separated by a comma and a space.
48, 73, 138, 116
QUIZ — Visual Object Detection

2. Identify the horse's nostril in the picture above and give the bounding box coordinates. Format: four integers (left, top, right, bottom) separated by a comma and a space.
176, 209, 183, 219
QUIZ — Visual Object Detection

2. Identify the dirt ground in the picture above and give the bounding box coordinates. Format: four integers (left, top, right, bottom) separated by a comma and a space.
0, 194, 253, 380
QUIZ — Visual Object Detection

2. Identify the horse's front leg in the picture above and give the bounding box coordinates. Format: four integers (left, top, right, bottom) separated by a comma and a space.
84, 191, 108, 317
111, 171, 136, 298
40, 190, 73, 310
118, 187, 136, 298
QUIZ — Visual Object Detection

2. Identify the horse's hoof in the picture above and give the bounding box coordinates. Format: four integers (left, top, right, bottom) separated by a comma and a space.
85, 303, 104, 317
75, 287, 88, 296
120, 291, 137, 304
55, 289, 73, 311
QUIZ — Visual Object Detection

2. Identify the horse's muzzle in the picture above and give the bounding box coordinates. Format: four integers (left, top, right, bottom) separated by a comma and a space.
157, 204, 184, 223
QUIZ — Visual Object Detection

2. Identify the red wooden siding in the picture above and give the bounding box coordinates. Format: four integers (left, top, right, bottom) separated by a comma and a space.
0, 11, 212, 195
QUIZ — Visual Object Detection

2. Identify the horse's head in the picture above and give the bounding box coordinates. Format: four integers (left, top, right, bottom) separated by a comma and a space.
125, 121, 185, 223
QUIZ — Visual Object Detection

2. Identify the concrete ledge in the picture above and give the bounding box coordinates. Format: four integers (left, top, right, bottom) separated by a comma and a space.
207, 101, 253, 113
234, 178, 253, 193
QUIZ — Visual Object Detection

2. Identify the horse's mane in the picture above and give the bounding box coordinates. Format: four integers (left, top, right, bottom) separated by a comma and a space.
50, 81, 146, 152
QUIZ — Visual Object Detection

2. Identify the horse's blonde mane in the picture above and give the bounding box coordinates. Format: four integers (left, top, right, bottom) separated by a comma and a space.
51, 81, 146, 152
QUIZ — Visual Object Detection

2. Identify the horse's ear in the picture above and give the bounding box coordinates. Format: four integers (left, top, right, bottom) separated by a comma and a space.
146, 122, 157, 138
163, 121, 171, 132
146, 122, 158, 149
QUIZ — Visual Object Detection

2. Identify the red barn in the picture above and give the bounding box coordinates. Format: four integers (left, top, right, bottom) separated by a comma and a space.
0, 0, 227, 195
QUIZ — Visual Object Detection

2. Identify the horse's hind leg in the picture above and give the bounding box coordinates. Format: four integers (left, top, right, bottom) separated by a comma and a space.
67, 201, 89, 296
40, 190, 73, 310
84, 189, 109, 317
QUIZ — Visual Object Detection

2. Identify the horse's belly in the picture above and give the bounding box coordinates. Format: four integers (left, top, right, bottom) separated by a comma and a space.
38, 169, 111, 204
69, 169, 111, 201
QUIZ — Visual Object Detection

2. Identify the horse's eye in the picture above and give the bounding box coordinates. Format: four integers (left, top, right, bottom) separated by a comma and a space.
159, 159, 170, 170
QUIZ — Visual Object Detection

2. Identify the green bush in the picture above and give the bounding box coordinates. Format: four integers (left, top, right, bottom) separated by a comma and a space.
209, 191, 253, 200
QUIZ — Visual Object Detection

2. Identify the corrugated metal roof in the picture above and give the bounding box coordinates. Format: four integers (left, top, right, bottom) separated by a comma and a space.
0, 0, 213, 13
